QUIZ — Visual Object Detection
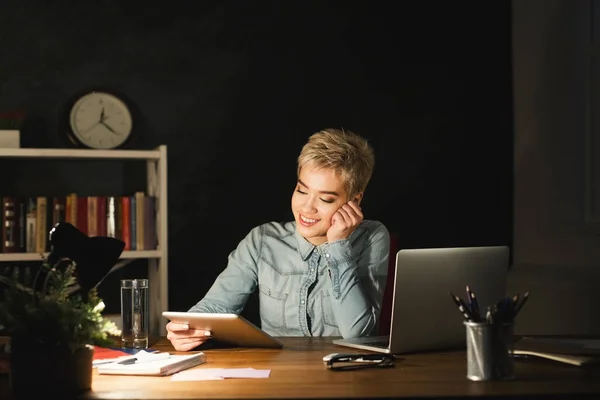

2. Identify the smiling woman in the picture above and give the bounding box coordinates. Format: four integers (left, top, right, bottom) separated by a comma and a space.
166, 128, 390, 350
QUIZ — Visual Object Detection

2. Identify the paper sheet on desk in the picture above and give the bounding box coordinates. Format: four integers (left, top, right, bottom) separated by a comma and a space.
171, 368, 271, 381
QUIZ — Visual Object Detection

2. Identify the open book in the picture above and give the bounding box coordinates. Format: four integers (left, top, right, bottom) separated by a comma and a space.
97, 351, 206, 376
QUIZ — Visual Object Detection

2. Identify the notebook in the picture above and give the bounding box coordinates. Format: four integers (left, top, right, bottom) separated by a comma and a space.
513, 337, 600, 366
512, 349, 599, 366
333, 246, 509, 354
96, 352, 206, 376
92, 347, 137, 366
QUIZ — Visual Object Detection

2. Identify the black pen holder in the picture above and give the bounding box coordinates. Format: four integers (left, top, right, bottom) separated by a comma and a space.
464, 321, 515, 381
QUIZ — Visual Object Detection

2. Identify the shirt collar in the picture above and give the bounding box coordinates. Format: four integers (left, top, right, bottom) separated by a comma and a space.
294, 226, 317, 261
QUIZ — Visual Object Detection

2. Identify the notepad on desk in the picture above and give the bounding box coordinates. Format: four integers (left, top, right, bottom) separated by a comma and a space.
97, 352, 206, 376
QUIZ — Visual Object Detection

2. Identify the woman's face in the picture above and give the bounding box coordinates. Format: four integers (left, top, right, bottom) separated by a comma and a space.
291, 163, 349, 246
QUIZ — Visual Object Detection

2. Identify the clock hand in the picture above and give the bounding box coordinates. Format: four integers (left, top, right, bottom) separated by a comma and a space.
101, 121, 118, 135
99, 107, 106, 122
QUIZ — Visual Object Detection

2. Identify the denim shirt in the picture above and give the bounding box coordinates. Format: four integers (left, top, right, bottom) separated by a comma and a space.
188, 219, 390, 339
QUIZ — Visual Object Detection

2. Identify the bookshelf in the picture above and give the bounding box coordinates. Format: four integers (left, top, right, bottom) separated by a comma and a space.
0, 145, 169, 336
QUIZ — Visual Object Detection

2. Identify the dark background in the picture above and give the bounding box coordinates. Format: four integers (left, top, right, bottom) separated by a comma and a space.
0, 1, 513, 321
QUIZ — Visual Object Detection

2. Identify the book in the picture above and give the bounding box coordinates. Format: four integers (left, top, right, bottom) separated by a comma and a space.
97, 352, 206, 376
92, 347, 136, 366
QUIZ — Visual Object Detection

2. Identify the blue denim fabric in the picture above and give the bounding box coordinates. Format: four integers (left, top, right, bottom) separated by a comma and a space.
188, 220, 390, 339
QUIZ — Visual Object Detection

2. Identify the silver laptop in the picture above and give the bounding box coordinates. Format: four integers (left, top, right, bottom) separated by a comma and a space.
333, 246, 509, 354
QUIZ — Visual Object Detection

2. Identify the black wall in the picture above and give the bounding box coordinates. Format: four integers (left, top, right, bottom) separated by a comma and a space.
0, 1, 513, 321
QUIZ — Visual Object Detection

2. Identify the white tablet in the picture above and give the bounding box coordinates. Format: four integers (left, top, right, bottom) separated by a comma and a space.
162, 311, 283, 349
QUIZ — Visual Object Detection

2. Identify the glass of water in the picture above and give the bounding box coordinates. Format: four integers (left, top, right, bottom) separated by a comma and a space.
120, 278, 149, 349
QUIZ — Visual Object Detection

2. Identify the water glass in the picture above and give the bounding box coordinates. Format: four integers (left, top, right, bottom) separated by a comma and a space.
120, 278, 149, 349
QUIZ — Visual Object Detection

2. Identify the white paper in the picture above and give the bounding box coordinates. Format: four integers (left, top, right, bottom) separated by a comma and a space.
171, 367, 271, 381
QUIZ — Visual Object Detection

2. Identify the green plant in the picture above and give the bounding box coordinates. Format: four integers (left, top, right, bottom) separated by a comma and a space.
0, 259, 120, 353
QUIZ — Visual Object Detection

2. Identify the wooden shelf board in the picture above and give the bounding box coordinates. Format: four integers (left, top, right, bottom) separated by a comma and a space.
0, 250, 162, 262
0, 148, 161, 160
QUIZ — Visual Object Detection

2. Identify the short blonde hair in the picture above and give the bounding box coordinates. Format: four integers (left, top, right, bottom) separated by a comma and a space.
297, 128, 375, 200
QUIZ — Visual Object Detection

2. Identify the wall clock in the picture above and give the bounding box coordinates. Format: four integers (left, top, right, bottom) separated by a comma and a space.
67, 90, 134, 149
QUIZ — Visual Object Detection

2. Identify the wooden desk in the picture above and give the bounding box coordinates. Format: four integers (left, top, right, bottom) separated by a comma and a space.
83, 337, 600, 399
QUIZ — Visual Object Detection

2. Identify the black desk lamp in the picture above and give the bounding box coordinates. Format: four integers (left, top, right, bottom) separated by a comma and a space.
47, 222, 126, 294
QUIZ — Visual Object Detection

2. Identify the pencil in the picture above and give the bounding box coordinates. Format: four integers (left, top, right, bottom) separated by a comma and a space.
466, 285, 481, 322
449, 291, 473, 321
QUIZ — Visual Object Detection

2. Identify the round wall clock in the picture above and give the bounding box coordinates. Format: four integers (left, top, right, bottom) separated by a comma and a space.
67, 90, 134, 149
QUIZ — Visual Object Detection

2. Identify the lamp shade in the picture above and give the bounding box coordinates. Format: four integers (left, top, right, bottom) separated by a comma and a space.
47, 222, 125, 293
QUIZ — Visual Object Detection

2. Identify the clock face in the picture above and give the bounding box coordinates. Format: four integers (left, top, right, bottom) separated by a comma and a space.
69, 91, 133, 149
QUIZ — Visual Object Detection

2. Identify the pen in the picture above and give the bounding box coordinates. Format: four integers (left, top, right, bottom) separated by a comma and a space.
512, 291, 529, 318
117, 353, 171, 365
117, 357, 139, 365
485, 306, 494, 324
511, 293, 520, 315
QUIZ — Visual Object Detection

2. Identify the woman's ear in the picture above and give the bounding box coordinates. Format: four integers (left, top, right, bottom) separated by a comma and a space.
354, 192, 364, 205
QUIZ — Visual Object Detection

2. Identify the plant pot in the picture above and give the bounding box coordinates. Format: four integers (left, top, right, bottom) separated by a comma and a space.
9, 343, 94, 397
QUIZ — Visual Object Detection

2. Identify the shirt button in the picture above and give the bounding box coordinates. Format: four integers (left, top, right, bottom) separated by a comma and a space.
325, 253, 331, 258
301, 300, 305, 304
310, 268, 315, 272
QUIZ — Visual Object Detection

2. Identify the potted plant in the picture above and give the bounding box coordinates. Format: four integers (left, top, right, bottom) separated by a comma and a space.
0, 222, 125, 396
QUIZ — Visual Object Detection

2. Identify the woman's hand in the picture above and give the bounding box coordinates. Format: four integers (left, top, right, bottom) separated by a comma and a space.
166, 321, 212, 351
326, 200, 363, 243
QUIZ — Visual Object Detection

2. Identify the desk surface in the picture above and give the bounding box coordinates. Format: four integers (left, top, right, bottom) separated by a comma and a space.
81, 337, 600, 400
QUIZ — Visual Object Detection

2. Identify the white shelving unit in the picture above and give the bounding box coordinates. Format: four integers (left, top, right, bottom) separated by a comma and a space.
0, 145, 169, 336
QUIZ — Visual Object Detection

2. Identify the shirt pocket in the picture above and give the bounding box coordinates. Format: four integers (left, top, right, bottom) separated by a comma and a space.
259, 284, 288, 330
320, 290, 338, 328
